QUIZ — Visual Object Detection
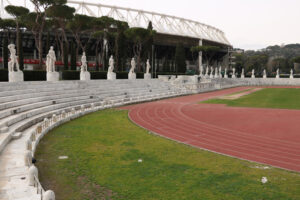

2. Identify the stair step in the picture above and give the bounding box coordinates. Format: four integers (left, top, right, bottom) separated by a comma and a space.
0, 126, 9, 134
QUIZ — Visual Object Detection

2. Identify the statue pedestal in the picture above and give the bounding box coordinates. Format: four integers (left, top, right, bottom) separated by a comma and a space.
276, 75, 280, 79
128, 73, 136, 80
232, 75, 236, 79
144, 73, 151, 80
251, 75, 255, 79
47, 72, 59, 82
80, 71, 91, 81
290, 75, 294, 79
107, 72, 116, 80
9, 71, 24, 83
263, 75, 267, 79
241, 75, 245, 79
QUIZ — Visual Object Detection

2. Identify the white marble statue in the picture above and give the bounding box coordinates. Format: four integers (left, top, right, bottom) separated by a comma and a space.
129, 57, 137, 80
215, 67, 219, 78
209, 66, 214, 78
146, 59, 151, 74
199, 65, 204, 76
205, 67, 209, 78
224, 68, 228, 78
144, 59, 151, 80
80, 52, 87, 72
219, 66, 222, 78
46, 46, 59, 81
107, 55, 116, 80
80, 52, 91, 81
8, 44, 20, 72
232, 68, 236, 78
276, 68, 280, 79
8, 44, 24, 82
263, 69, 267, 78
241, 68, 245, 79
290, 69, 294, 79
130, 58, 136, 74
251, 69, 255, 78
108, 55, 114, 73
46, 46, 56, 73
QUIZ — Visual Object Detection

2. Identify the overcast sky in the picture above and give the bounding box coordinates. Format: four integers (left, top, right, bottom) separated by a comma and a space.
97, 0, 300, 50
6, 0, 300, 50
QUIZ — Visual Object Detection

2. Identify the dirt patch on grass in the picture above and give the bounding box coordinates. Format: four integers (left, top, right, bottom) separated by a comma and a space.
76, 176, 121, 200
218, 88, 263, 100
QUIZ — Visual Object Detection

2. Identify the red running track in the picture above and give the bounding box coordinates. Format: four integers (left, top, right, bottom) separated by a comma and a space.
121, 87, 300, 172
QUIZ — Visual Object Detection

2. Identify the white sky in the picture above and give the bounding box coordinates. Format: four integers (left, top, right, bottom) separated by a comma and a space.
98, 0, 300, 50
7, 0, 300, 50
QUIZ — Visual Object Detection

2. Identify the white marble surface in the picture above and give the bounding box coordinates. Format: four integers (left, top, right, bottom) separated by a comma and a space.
80, 71, 91, 81
128, 73, 136, 80
144, 73, 151, 80
9, 71, 24, 83
46, 72, 59, 82
107, 72, 116, 80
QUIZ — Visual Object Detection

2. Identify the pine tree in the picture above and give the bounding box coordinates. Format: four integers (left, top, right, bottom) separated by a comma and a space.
175, 43, 186, 73
3, 37, 8, 69
63, 42, 68, 70
18, 31, 24, 70
70, 43, 77, 70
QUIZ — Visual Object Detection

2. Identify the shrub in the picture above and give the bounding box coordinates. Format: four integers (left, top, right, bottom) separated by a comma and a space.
292, 56, 300, 63
0, 69, 8, 82
24, 70, 46, 81
90, 71, 107, 79
62, 70, 80, 80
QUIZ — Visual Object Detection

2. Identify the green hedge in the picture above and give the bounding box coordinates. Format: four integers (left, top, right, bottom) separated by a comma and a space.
90, 71, 107, 79
0, 70, 47, 82
0, 69, 8, 82
24, 70, 46, 81
2, 70, 242, 82
62, 71, 80, 80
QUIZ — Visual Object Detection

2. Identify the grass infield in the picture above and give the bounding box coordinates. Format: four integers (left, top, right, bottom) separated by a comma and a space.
202, 88, 300, 110
35, 109, 300, 200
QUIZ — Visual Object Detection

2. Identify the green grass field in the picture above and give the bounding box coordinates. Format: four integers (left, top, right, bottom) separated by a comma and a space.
35, 109, 300, 200
202, 88, 300, 110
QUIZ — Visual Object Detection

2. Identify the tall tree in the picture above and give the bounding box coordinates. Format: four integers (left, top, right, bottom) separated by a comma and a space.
5, 6, 29, 70
114, 20, 129, 71
245, 54, 268, 73
18, 31, 24, 70
67, 14, 95, 52
0, 18, 15, 69
175, 44, 186, 73
125, 27, 154, 72
26, 0, 67, 68
92, 16, 115, 71
2, 37, 8, 69
144, 21, 154, 61
46, 4, 75, 63
191, 45, 220, 67
0, 18, 16, 42
70, 42, 77, 70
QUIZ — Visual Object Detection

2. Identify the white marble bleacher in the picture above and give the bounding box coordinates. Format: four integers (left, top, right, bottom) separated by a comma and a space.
0, 79, 187, 200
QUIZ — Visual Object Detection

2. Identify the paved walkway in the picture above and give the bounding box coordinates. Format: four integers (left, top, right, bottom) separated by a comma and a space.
122, 87, 300, 172
0, 125, 40, 200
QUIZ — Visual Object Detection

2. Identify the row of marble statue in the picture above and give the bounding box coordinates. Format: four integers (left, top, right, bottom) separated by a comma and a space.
7, 44, 296, 82
200, 66, 295, 79
7, 45, 152, 82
